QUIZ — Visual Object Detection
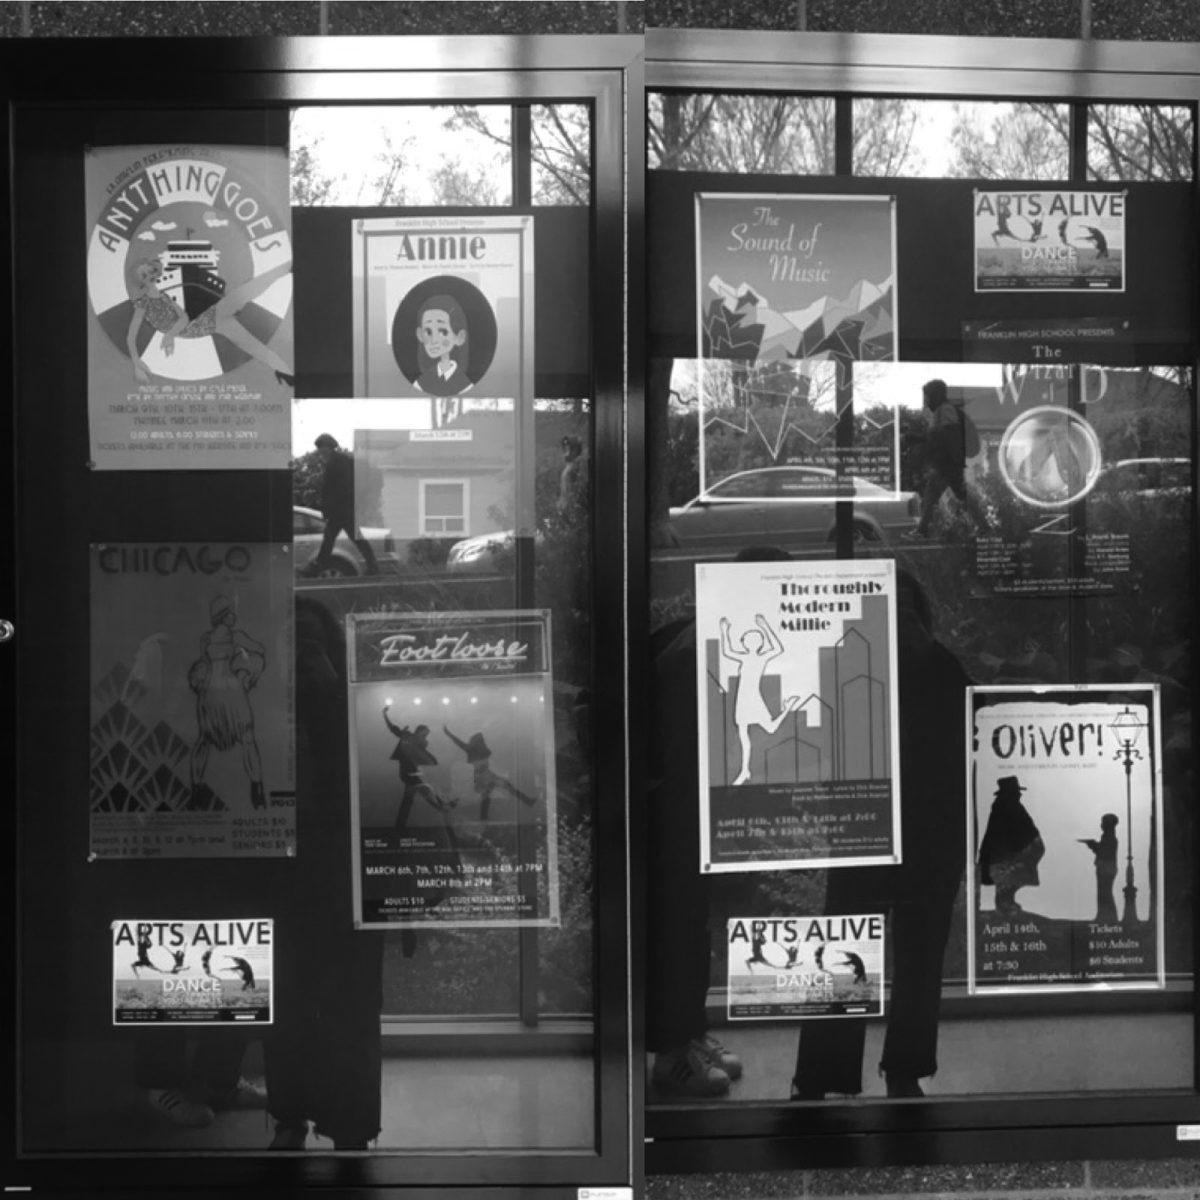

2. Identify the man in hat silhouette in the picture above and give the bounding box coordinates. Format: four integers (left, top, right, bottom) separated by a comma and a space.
978, 776, 1045, 915
303, 434, 379, 577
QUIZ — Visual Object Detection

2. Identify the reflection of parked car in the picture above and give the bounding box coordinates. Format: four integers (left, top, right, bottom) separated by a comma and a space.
1096, 458, 1190, 498
447, 528, 547, 573
666, 467, 917, 550
292, 505, 394, 577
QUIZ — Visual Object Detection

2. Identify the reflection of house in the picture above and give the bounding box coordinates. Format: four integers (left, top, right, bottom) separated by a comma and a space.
355, 414, 515, 542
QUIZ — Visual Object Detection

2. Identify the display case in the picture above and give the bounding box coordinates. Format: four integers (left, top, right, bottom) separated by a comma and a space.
0, 35, 641, 1194
642, 28, 1200, 1173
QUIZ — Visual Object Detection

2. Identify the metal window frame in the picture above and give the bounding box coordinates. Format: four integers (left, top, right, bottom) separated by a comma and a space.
0, 33, 642, 1195
643, 27, 1200, 1175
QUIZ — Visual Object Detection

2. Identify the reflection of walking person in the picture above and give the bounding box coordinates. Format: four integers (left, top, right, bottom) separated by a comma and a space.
1079, 813, 1120, 922
187, 594, 267, 810
719, 613, 801, 786
906, 378, 989, 539
383, 706, 445, 831
125, 257, 294, 386
792, 570, 972, 1101
302, 434, 379, 577
443, 725, 535, 821
978, 776, 1045, 916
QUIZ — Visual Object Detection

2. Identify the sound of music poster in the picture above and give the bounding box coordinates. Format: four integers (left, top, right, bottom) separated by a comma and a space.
695, 559, 901, 874
694, 192, 899, 498
89, 543, 296, 859
346, 610, 559, 929
85, 144, 294, 469
967, 683, 1164, 995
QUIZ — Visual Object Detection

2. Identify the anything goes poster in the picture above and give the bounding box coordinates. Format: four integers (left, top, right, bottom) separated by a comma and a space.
967, 684, 1164, 994
346, 610, 559, 929
695, 559, 900, 873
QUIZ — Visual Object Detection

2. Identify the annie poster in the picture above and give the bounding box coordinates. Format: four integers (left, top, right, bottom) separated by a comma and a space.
85, 144, 294, 469
694, 193, 899, 497
346, 610, 559, 929
726, 914, 884, 1020
351, 215, 535, 420
112, 918, 273, 1025
90, 543, 295, 859
695, 559, 900, 873
973, 189, 1126, 292
967, 684, 1164, 994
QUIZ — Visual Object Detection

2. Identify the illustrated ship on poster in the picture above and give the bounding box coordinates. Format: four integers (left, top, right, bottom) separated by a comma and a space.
155, 239, 227, 320
702, 272, 894, 363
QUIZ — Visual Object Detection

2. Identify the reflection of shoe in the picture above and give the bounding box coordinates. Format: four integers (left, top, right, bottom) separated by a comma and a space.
269, 1120, 309, 1150
145, 1088, 215, 1128
651, 1044, 730, 1098
698, 1034, 743, 1081
789, 1081, 826, 1101
885, 1073, 924, 1098
209, 1076, 268, 1111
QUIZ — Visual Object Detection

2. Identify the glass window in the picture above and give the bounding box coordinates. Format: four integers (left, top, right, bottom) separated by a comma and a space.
420, 479, 468, 534
1087, 103, 1195, 181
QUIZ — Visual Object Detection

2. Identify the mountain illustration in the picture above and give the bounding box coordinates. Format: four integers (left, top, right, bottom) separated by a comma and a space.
702, 273, 894, 364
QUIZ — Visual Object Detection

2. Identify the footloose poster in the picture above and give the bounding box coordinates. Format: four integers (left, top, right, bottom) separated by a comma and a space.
90, 543, 296, 859
695, 559, 901, 873
351, 215, 535, 419
346, 610, 559, 929
695, 193, 899, 498
967, 684, 1164, 994
112, 918, 273, 1025
973, 189, 1126, 292
726, 914, 885, 1020
85, 144, 294, 469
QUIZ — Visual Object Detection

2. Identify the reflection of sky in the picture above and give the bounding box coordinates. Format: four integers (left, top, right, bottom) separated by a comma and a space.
975, 701, 1156, 923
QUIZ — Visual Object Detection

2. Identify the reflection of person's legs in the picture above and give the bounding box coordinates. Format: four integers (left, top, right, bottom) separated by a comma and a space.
878, 878, 959, 1091
134, 1031, 214, 1128
792, 866, 889, 1098
947, 475, 989, 533
916, 472, 949, 536
311, 519, 344, 570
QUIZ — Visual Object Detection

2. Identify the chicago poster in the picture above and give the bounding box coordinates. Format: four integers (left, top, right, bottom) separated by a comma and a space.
695, 559, 901, 873
347, 610, 559, 929
967, 684, 1164, 994
89, 543, 296, 859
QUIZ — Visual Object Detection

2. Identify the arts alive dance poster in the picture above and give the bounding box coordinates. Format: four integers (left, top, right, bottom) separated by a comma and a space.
90, 543, 295, 859
346, 610, 559, 929
351, 215, 535, 422
85, 144, 294, 469
694, 193, 899, 498
973, 189, 1126, 292
725, 914, 884, 1020
112, 918, 273, 1025
967, 684, 1164, 995
695, 559, 900, 873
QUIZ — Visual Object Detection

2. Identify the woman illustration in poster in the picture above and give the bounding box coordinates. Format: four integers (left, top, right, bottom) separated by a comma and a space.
187, 594, 267, 811
443, 724, 536, 821
382, 707, 448, 830
719, 613, 801, 786
1079, 812, 1120, 922
125, 257, 295, 386
978, 775, 1045, 915
414, 293, 471, 397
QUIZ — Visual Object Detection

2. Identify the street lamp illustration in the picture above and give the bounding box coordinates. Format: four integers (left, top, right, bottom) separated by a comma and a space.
1108, 705, 1148, 928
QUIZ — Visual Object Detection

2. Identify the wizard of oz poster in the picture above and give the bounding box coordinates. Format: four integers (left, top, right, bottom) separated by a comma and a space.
85, 144, 294, 469
967, 684, 1164, 994
695, 558, 901, 874
694, 193, 899, 497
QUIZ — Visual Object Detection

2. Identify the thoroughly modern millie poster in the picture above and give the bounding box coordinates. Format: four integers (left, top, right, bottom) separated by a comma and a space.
112, 918, 273, 1025
90, 543, 295, 859
695, 559, 900, 873
85, 145, 294, 469
346, 610, 559, 929
973, 189, 1126, 292
694, 193, 899, 497
351, 215, 535, 418
726, 914, 884, 1020
967, 684, 1164, 994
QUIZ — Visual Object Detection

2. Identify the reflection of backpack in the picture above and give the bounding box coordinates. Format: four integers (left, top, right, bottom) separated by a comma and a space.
961, 408, 981, 458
